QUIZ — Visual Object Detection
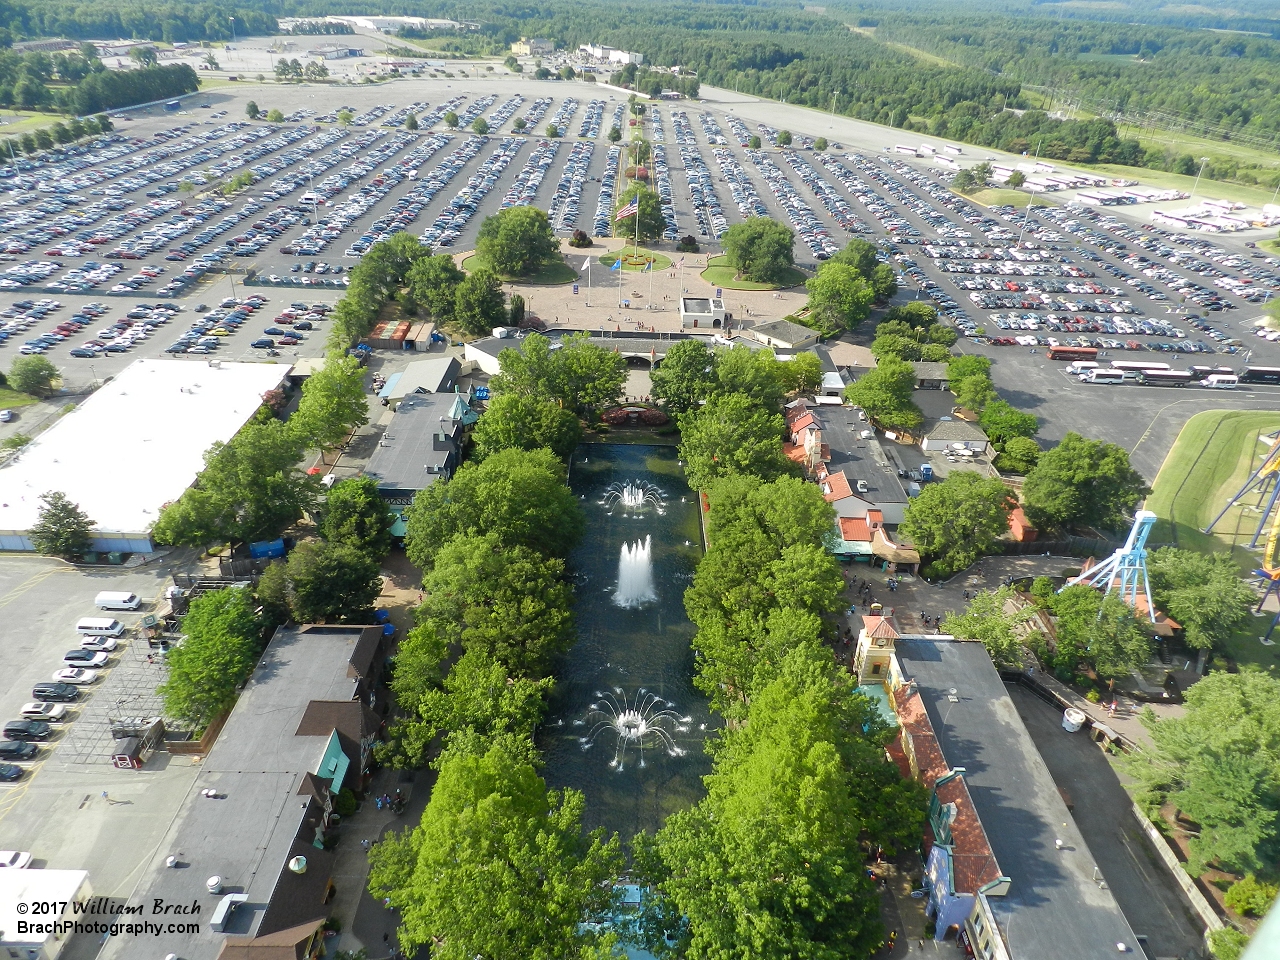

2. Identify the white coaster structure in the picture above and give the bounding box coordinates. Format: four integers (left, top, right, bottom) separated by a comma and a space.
1061, 511, 1158, 623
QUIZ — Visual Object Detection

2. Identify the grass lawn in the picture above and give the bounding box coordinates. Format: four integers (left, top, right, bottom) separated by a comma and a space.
1261, 239, 1280, 256
701, 255, 808, 291
969, 188, 1039, 209
1219, 613, 1280, 674
460, 254, 578, 285
1091, 163, 1280, 209
598, 248, 673, 272
1146, 409, 1280, 572
0, 111, 71, 136
0, 388, 39, 409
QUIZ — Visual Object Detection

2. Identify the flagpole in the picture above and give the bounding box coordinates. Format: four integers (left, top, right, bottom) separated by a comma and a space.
586, 256, 591, 307
648, 257, 654, 310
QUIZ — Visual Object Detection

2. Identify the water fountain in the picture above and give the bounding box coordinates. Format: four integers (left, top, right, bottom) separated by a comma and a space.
600, 479, 667, 516
615, 535, 657, 608
574, 687, 690, 771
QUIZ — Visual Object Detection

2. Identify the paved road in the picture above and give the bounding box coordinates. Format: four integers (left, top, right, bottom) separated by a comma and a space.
1008, 684, 1204, 959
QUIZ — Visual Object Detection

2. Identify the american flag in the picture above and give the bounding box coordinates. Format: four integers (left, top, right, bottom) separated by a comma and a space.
615, 198, 639, 221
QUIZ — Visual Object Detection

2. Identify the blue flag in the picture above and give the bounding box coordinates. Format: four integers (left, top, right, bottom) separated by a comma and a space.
610, 259, 621, 272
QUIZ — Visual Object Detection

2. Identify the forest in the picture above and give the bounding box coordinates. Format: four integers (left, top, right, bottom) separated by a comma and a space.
0, 44, 197, 113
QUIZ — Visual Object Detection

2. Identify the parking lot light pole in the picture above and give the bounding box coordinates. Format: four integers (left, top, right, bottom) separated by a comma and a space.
1189, 157, 1209, 202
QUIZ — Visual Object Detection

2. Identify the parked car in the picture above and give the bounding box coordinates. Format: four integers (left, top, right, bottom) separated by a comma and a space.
250, 338, 274, 348
0, 741, 38, 761
62, 650, 109, 668
2, 720, 50, 742
0, 850, 31, 867
51, 668, 97, 685
31, 683, 79, 702
0, 764, 22, 783
19, 702, 67, 721
79, 637, 118, 652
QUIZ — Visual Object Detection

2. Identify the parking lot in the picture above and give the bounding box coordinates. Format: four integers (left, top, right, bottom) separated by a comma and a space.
0, 72, 1278, 450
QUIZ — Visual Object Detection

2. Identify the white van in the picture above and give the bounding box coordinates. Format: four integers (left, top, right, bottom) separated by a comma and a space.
75, 617, 125, 637
1204, 374, 1239, 389
95, 591, 141, 611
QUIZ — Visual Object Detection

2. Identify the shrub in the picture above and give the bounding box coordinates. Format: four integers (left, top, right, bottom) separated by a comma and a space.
335, 787, 358, 817
568, 229, 592, 248
676, 235, 699, 252
1209, 928, 1249, 960
1224, 875, 1279, 917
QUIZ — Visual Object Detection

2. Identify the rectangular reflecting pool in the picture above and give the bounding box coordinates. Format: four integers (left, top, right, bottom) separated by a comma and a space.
539, 443, 713, 841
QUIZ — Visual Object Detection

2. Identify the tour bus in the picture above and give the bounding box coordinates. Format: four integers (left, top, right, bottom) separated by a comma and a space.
1135, 370, 1193, 387
894, 144, 919, 156
1187, 365, 1235, 381
1110, 360, 1171, 373
943, 144, 963, 155
1203, 374, 1239, 389
1242, 366, 1280, 384
1046, 345, 1098, 361
1066, 360, 1099, 375
1083, 368, 1126, 384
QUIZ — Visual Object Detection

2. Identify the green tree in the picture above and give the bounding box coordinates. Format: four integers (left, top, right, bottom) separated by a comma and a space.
507, 293, 526, 327
282, 539, 383, 624
678, 392, 791, 490
153, 420, 315, 547
900, 472, 1013, 577
776, 129, 792, 146
9, 355, 58, 395
291, 355, 369, 453
1127, 671, 1280, 874
979, 399, 1038, 445
476, 206, 558, 278
947, 353, 991, 381
1209, 928, 1250, 960
830, 238, 880, 279
1007, 170, 1027, 188
369, 738, 623, 959
1048, 586, 1152, 679
872, 262, 899, 300
406, 252, 465, 323
491, 332, 626, 417
266, 108, 285, 123
813, 136, 828, 151
943, 587, 1036, 666
471, 393, 582, 462
952, 168, 977, 192
780, 352, 823, 395
804, 262, 875, 336
128, 45, 158, 67
994, 435, 1041, 474
472, 116, 490, 135
420, 533, 575, 677
612, 183, 665, 243
512, 117, 526, 131
28, 490, 92, 558
953, 372, 997, 412
454, 267, 506, 335
1224, 875, 1278, 917
1148, 548, 1255, 651
721, 217, 795, 284
654, 645, 885, 959
404, 112, 418, 130
246, 100, 260, 119
387, 646, 552, 766
337, 108, 353, 125
748, 134, 761, 149
322, 476, 395, 559
607, 125, 621, 143
443, 111, 458, 128
713, 343, 785, 409
650, 339, 715, 413
159, 587, 260, 727
843, 355, 922, 432
1022, 432, 1149, 531
404, 448, 584, 569
545, 123, 561, 138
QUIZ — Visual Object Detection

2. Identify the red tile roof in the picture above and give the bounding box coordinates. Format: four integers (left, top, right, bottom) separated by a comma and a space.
821, 471, 853, 503
840, 516, 872, 543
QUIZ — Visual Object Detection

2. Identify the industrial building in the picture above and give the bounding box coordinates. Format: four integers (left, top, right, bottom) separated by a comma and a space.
0, 359, 290, 553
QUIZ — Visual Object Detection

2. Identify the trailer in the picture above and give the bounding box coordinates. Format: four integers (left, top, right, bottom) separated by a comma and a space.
1242, 366, 1280, 384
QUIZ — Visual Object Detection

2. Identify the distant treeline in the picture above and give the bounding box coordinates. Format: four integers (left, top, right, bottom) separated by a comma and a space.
0, 46, 198, 114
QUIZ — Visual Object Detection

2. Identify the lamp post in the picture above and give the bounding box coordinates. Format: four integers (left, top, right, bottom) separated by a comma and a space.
228, 17, 236, 50
1189, 156, 1210, 202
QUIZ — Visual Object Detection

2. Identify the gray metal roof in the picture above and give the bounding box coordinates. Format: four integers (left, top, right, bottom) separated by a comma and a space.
812, 406, 908, 506
894, 639, 1142, 960
363, 393, 461, 497
751, 318, 819, 345
101, 625, 371, 960
926, 419, 990, 442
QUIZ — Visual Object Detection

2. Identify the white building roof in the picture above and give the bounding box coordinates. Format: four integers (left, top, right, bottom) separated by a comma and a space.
0, 359, 290, 540
0, 869, 90, 946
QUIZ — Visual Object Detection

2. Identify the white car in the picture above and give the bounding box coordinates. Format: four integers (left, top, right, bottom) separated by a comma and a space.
0, 851, 32, 869
20, 702, 67, 721
79, 636, 118, 653
63, 650, 108, 668
0, 410, 10, 422
52, 668, 98, 685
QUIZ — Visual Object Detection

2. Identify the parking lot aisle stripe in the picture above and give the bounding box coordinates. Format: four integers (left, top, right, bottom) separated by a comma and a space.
0, 565, 71, 611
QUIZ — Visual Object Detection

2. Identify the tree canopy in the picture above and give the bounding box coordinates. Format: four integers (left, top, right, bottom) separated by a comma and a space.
290, 354, 369, 453
677, 392, 791, 490
160, 586, 261, 728
28, 490, 92, 558
321, 476, 396, 560
476, 206, 560, 278
613, 183, 666, 243
454, 266, 507, 336
404, 447, 584, 569
649, 339, 716, 414
491, 332, 626, 417
721, 217, 795, 284
1127, 671, 1280, 875
803, 261, 875, 337
1022, 432, 1149, 531
369, 737, 623, 959
900, 472, 1014, 578
1148, 547, 1255, 651
843, 355, 922, 432
470, 392, 582, 462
